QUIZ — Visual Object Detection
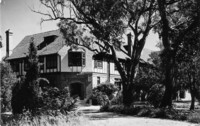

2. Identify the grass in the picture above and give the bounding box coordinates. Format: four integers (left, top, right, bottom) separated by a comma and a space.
101, 105, 200, 124
187, 110, 200, 123
1, 111, 91, 126
173, 101, 200, 109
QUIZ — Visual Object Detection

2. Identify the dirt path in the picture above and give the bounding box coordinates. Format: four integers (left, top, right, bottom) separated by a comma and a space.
77, 106, 199, 126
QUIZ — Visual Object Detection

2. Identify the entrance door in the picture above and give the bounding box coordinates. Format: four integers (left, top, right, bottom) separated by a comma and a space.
70, 83, 84, 100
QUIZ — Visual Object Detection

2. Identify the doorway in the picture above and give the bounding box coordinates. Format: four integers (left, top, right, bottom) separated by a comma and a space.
70, 82, 84, 100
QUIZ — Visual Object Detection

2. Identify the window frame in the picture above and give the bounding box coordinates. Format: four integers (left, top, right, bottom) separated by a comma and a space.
97, 76, 101, 85
94, 60, 103, 69
39, 56, 44, 71
46, 54, 57, 69
11, 60, 20, 72
68, 51, 86, 67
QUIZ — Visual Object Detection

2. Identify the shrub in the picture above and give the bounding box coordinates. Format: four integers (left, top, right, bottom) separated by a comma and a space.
11, 77, 43, 115
88, 82, 118, 105
0, 62, 17, 113
103, 105, 188, 121
147, 84, 165, 108
2, 110, 89, 126
11, 39, 42, 114
110, 90, 123, 105
95, 82, 118, 97
40, 86, 79, 114
187, 112, 200, 123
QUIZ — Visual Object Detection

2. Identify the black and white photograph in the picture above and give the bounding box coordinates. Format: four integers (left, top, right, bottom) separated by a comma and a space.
1, 0, 200, 125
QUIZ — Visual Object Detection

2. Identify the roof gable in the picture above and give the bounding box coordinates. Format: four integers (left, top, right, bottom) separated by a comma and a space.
7, 29, 154, 62
7, 30, 65, 60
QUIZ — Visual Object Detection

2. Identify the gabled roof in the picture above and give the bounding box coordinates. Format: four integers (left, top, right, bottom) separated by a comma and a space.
7, 30, 65, 60
7, 29, 153, 61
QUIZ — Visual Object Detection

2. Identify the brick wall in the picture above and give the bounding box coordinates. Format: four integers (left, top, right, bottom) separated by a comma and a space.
40, 72, 93, 99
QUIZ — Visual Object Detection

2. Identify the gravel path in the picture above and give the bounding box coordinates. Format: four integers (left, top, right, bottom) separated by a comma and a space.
78, 106, 199, 126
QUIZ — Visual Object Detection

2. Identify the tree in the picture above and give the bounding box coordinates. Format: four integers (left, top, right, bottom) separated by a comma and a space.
11, 37, 41, 114
156, 0, 200, 108
175, 27, 200, 110
0, 62, 17, 112
35, 0, 158, 106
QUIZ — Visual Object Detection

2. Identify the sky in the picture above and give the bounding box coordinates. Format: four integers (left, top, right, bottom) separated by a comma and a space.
0, 0, 160, 60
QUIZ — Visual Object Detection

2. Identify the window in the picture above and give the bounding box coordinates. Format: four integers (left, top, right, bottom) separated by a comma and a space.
97, 77, 100, 85
38, 35, 57, 50
46, 55, 57, 69
115, 78, 121, 90
180, 90, 185, 99
39, 57, 44, 71
94, 60, 103, 68
11, 60, 19, 72
24, 59, 29, 71
68, 51, 85, 66
82, 53, 86, 66
114, 64, 117, 70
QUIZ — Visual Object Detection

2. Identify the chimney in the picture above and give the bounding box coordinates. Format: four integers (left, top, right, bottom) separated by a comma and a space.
5, 29, 13, 57
127, 33, 132, 57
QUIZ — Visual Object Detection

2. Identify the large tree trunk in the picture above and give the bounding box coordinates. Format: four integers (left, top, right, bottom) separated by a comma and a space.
190, 90, 195, 110
190, 79, 196, 110
160, 66, 173, 107
160, 52, 174, 108
122, 81, 134, 106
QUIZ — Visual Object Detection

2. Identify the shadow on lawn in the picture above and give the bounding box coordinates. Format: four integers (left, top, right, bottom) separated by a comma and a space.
80, 106, 132, 120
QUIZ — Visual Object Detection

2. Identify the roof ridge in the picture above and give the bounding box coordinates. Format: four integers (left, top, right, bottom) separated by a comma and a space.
26, 29, 60, 37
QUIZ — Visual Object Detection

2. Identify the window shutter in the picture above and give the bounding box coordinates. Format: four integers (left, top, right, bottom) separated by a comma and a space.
94, 60, 97, 68
82, 52, 86, 66
68, 52, 72, 66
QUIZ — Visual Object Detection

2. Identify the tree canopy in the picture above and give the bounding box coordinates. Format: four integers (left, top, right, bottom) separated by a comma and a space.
35, 0, 200, 107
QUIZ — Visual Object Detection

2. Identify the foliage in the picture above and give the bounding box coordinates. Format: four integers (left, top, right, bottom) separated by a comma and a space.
0, 62, 17, 112
134, 65, 162, 101
156, 0, 200, 108
95, 83, 118, 97
103, 105, 188, 121
187, 111, 200, 123
147, 84, 165, 108
40, 87, 79, 114
175, 26, 200, 109
11, 38, 41, 114
36, 0, 157, 106
89, 83, 118, 106
110, 91, 123, 105
11, 38, 79, 114
1, 110, 89, 126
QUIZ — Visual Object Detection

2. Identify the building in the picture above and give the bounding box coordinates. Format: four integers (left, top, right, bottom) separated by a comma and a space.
6, 29, 192, 101
6, 29, 137, 100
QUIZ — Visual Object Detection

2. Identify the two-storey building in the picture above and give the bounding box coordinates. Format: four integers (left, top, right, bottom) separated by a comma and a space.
7, 30, 136, 100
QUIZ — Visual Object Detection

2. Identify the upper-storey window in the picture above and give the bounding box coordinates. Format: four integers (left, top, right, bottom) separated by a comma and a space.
38, 35, 57, 50
46, 55, 57, 69
39, 57, 44, 71
68, 51, 86, 67
94, 60, 103, 68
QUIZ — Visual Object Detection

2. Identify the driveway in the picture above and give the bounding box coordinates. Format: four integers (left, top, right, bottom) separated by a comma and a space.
77, 105, 199, 126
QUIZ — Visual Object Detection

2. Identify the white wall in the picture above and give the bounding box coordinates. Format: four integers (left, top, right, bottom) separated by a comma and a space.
58, 45, 94, 73
92, 73, 121, 88
180, 90, 191, 101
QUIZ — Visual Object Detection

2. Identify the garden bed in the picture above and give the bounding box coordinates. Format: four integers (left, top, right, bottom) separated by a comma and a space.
101, 105, 200, 124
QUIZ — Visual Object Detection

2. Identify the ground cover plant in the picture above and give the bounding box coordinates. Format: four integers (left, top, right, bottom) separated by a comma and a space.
1, 111, 90, 126
87, 82, 118, 105
101, 105, 200, 123
1, 39, 84, 126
